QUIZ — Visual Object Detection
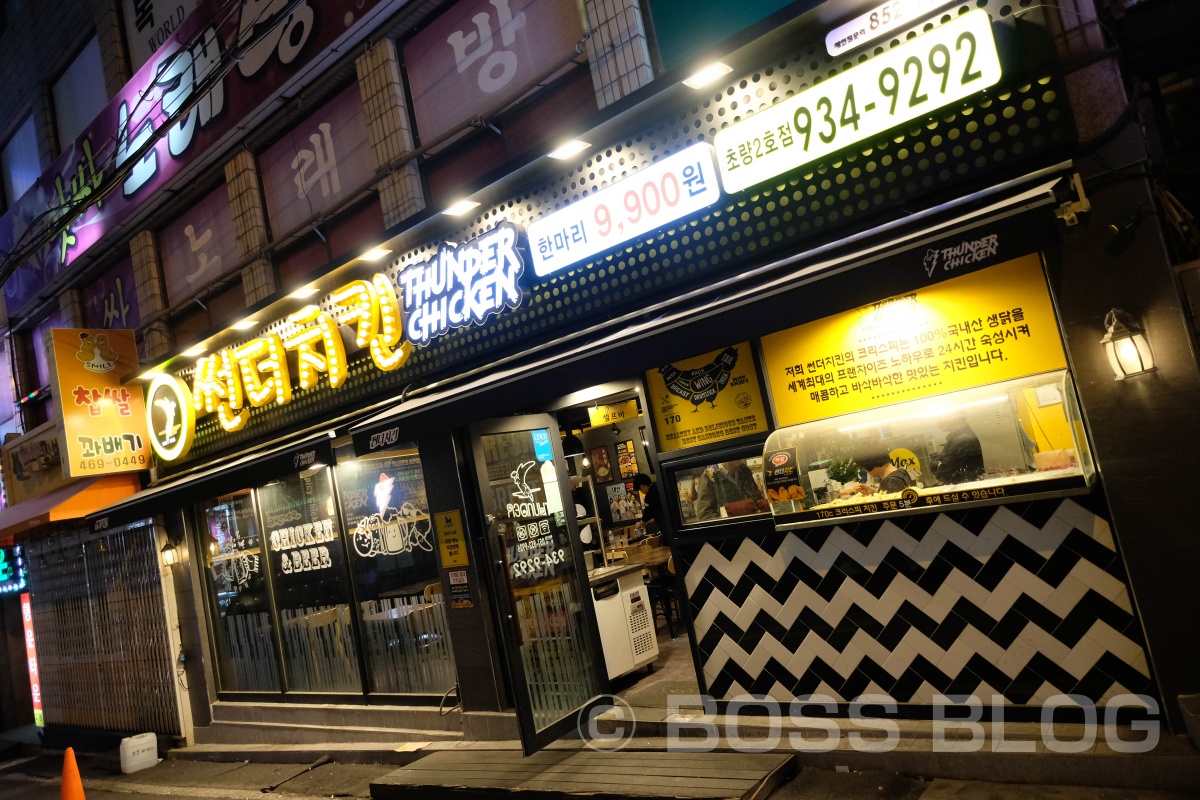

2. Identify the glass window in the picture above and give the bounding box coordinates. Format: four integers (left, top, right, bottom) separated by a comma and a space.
1, 115, 39, 207
196, 490, 281, 692
336, 446, 455, 694
257, 467, 362, 693
763, 370, 1095, 525
674, 454, 769, 525
52, 37, 108, 147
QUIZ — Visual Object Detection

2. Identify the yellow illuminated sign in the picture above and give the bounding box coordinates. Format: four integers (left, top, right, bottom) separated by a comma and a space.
161, 270, 415, 461
50, 329, 152, 477
714, 10, 1002, 193
588, 401, 639, 428
645, 342, 768, 452
146, 373, 196, 462
760, 254, 1068, 426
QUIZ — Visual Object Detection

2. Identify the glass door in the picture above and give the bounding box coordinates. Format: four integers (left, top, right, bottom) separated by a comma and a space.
469, 414, 608, 754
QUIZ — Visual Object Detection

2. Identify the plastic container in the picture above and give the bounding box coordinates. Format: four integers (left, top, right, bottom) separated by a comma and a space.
119, 732, 157, 774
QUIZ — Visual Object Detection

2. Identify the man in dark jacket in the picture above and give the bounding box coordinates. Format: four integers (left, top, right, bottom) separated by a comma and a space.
632, 473, 662, 534
932, 413, 985, 484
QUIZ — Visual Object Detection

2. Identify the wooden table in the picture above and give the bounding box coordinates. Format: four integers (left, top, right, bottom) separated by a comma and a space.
603, 545, 672, 572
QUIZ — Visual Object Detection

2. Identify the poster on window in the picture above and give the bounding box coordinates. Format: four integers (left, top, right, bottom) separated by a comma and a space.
337, 452, 439, 595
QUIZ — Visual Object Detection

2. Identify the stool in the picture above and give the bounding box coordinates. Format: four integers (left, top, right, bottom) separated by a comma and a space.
646, 559, 680, 638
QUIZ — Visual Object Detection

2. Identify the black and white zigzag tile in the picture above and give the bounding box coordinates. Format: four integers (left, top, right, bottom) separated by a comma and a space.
679, 498, 1153, 706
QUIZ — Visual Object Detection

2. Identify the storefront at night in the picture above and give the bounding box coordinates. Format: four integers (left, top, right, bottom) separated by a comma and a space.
74, 0, 1200, 753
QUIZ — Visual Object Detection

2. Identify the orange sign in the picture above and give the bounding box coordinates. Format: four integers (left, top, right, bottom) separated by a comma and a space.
50, 329, 150, 477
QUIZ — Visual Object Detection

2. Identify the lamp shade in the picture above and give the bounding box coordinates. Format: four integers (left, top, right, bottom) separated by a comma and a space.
562, 431, 585, 456
160, 541, 179, 567
1101, 310, 1155, 380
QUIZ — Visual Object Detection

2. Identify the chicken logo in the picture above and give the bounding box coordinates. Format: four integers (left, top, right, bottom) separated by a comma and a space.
659, 346, 739, 412
510, 461, 541, 501
154, 396, 181, 445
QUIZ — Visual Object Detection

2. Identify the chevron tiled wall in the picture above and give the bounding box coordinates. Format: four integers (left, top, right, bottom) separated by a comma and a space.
680, 497, 1154, 708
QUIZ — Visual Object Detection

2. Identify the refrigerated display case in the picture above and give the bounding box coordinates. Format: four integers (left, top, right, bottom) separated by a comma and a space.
762, 370, 1094, 527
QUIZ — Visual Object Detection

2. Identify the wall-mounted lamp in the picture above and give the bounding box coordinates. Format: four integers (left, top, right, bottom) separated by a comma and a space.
160, 540, 180, 567
1101, 309, 1156, 380
562, 430, 585, 457
611, 423, 621, 435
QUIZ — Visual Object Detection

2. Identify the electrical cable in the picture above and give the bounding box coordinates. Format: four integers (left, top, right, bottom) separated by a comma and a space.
0, 0, 306, 286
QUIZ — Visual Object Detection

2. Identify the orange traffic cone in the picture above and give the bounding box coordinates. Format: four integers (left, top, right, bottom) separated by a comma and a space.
61, 747, 85, 800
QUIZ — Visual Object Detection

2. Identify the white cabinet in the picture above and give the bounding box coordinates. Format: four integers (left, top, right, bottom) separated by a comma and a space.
590, 564, 658, 679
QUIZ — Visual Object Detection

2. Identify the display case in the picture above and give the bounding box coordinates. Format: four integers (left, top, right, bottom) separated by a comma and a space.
763, 370, 1094, 527
668, 446, 772, 528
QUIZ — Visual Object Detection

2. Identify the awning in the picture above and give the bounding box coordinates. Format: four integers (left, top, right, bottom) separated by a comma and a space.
85, 433, 336, 534
351, 169, 1068, 454
0, 473, 142, 546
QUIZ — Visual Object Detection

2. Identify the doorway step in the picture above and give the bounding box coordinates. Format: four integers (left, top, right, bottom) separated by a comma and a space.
191, 702, 463, 748
370, 749, 793, 799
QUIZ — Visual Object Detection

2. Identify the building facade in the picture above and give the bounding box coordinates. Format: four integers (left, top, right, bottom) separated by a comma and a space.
0, 0, 1197, 755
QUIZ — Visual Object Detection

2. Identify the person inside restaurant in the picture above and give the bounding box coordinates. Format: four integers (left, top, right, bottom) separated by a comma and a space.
632, 473, 663, 538
931, 412, 986, 484
692, 460, 767, 520
837, 448, 916, 496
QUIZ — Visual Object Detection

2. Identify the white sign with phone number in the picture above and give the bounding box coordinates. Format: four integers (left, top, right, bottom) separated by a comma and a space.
715, 10, 1001, 194
528, 142, 723, 278
826, 0, 957, 56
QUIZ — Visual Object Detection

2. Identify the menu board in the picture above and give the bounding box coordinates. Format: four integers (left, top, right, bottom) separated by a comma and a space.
760, 254, 1068, 426
645, 341, 768, 452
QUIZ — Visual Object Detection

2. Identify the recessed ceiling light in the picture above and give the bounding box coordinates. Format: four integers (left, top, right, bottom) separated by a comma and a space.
360, 248, 392, 262
682, 61, 733, 89
443, 199, 480, 216
232, 318, 258, 330
182, 344, 207, 358
548, 140, 590, 160
289, 285, 319, 299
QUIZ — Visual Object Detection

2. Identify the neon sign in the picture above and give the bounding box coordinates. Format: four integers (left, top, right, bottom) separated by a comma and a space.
0, 546, 27, 594
148, 222, 526, 460
399, 222, 524, 346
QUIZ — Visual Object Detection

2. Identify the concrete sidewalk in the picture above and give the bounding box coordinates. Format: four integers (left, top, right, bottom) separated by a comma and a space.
1, 750, 1198, 800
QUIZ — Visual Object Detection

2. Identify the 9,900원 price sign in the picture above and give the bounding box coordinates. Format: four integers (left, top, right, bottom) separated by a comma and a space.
528, 142, 723, 278
715, 9, 1002, 194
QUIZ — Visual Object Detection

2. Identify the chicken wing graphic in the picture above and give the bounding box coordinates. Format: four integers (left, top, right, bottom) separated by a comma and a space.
658, 346, 739, 412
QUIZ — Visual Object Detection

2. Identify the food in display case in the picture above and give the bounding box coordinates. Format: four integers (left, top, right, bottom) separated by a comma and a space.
763, 370, 1094, 525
